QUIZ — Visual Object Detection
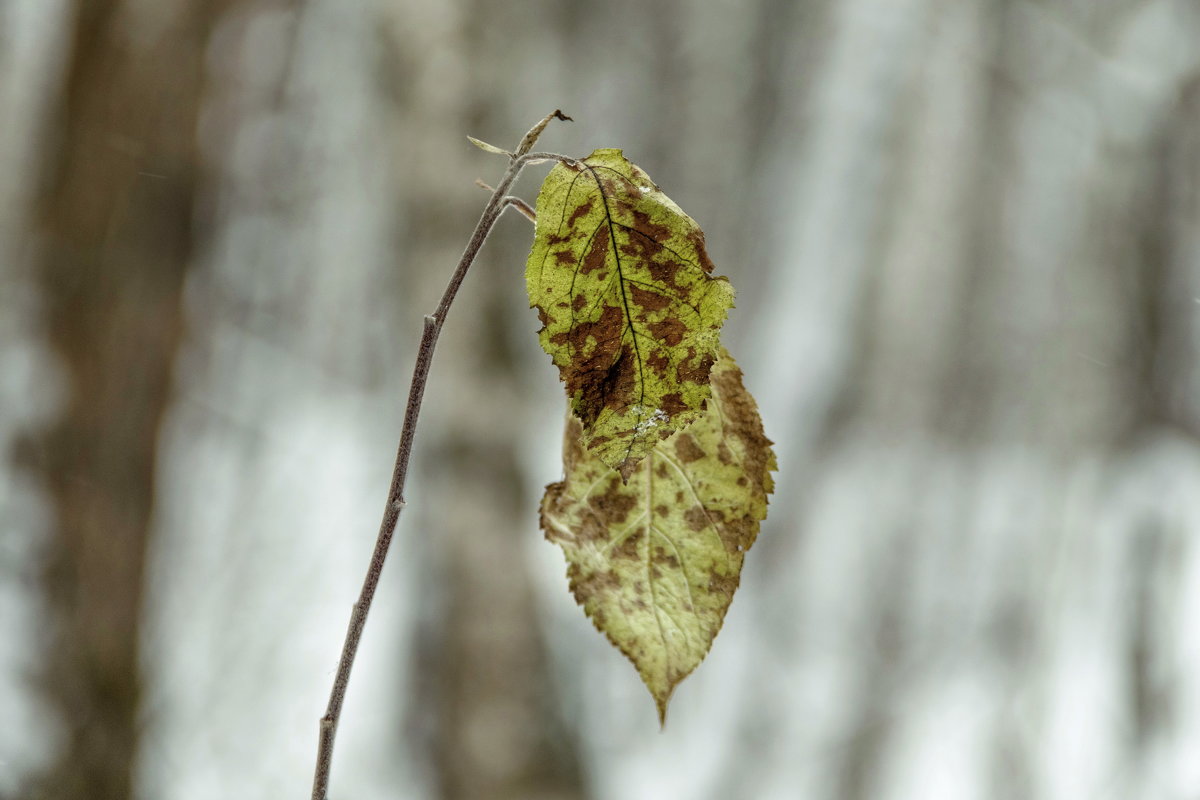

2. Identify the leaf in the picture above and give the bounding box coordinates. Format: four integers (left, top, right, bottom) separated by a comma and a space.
540, 350, 775, 723
526, 148, 736, 479
467, 136, 511, 156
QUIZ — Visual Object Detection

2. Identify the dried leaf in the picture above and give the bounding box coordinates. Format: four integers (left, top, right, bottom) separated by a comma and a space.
540, 350, 775, 722
526, 148, 735, 479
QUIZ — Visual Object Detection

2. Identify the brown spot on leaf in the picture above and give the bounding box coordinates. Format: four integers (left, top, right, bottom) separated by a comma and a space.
613, 527, 643, 560
710, 357, 777, 489
566, 196, 595, 228
568, 565, 620, 605
648, 318, 687, 347
572, 293, 587, 312
653, 550, 680, 569
546, 305, 637, 425
708, 569, 739, 598
645, 350, 669, 376
589, 475, 637, 524
578, 513, 607, 543
686, 228, 717, 274
631, 209, 670, 242
674, 434, 705, 464
684, 505, 711, 532
677, 351, 716, 386
581, 226, 611, 275
717, 516, 757, 555
716, 441, 734, 465
620, 238, 662, 260
629, 283, 671, 312
647, 259, 685, 292
556, 250, 576, 266
598, 175, 624, 197
660, 392, 686, 417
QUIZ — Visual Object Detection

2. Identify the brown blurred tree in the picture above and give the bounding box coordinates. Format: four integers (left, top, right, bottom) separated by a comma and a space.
20, 1, 233, 797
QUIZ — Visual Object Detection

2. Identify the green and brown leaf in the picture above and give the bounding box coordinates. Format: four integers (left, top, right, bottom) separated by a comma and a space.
540, 350, 775, 722
526, 148, 735, 479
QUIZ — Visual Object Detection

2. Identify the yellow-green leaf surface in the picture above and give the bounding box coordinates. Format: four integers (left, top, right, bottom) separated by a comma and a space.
540, 351, 775, 722
526, 148, 736, 479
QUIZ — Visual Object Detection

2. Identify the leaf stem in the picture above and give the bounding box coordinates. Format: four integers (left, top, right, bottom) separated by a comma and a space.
310, 110, 569, 800
521, 152, 578, 166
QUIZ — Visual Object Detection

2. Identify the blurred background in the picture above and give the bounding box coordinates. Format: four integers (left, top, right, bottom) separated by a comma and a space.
2, 1, 1200, 798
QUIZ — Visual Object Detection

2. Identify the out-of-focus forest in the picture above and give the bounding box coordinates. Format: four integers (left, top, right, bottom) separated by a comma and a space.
2, 1, 1200, 798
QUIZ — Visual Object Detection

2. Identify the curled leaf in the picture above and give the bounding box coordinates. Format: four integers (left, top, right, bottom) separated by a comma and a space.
540, 350, 775, 722
526, 148, 735, 479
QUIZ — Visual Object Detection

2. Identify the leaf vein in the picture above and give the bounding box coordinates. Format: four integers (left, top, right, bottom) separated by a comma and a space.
657, 448, 730, 571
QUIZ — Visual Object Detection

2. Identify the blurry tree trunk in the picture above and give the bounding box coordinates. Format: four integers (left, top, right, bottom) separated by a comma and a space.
22, 1, 229, 797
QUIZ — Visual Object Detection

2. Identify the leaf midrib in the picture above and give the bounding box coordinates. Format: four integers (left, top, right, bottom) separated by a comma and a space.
583, 163, 646, 467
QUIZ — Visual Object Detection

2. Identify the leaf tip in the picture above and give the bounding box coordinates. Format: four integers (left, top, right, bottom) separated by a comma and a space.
647, 674, 685, 727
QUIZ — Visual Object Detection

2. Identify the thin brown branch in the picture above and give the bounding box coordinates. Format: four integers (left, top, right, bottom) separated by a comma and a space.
310, 110, 569, 800
503, 196, 537, 222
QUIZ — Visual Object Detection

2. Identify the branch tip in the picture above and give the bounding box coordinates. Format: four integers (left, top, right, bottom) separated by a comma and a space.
516, 110, 572, 156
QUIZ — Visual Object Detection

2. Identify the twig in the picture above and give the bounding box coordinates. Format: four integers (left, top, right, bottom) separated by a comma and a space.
502, 196, 537, 222
310, 111, 570, 800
